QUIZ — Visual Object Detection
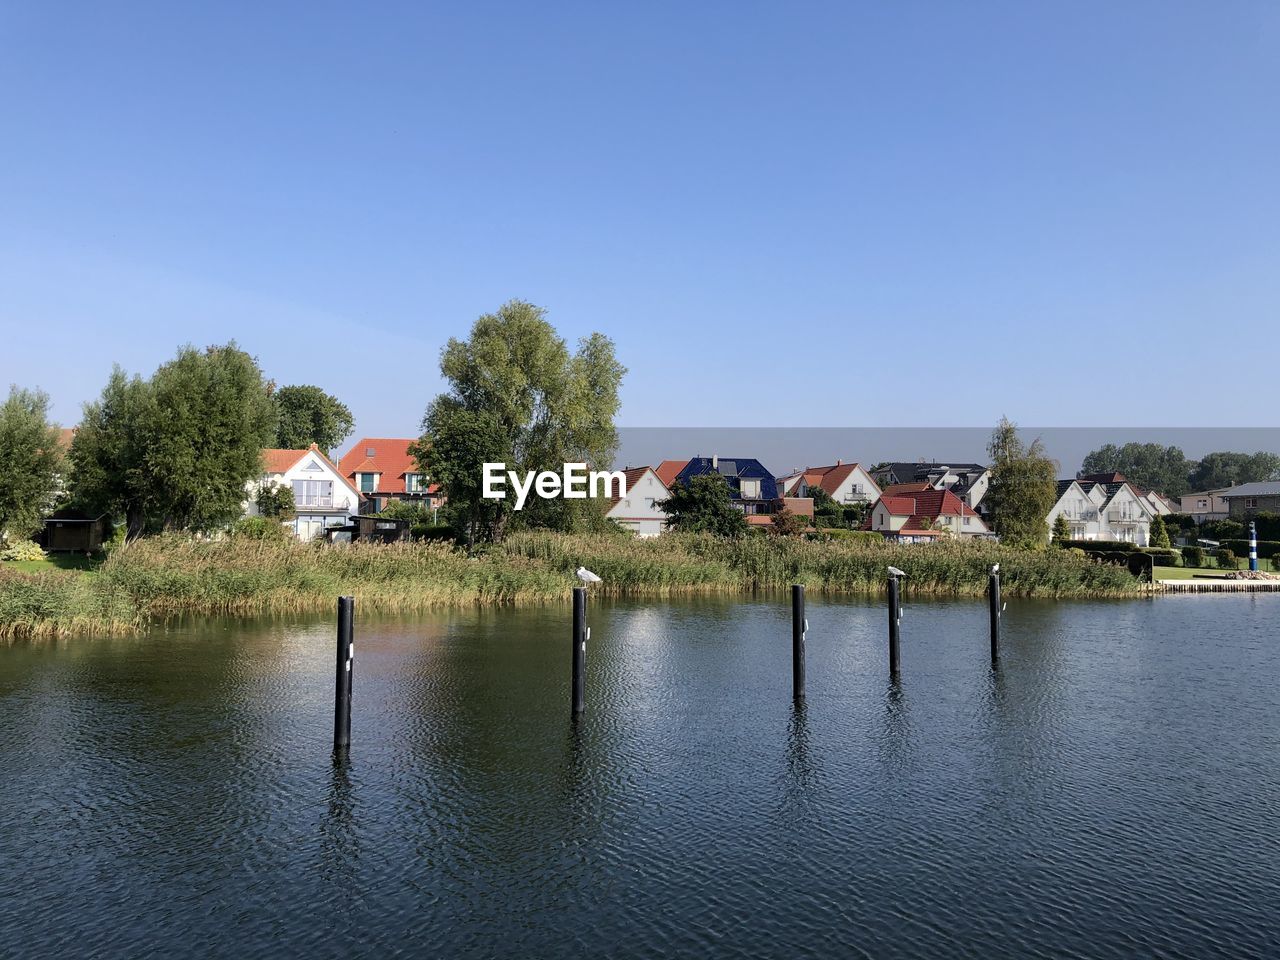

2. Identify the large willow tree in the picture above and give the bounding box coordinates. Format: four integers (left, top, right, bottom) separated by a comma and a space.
70, 344, 277, 538
413, 300, 625, 544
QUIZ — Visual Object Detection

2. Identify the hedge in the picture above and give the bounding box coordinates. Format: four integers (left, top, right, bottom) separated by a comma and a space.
1221, 539, 1280, 560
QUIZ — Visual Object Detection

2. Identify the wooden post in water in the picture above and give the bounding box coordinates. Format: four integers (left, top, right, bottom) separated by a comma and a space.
988, 569, 1002, 663
887, 574, 901, 677
571, 586, 586, 716
334, 596, 354, 751
791, 584, 806, 701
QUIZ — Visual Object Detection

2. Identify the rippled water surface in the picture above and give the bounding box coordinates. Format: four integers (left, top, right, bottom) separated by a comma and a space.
2, 595, 1279, 958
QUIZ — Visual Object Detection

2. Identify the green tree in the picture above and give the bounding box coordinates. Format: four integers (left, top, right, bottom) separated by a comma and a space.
0, 386, 64, 540
658, 474, 749, 537
415, 301, 625, 543
1188, 451, 1280, 491
71, 344, 278, 537
1149, 514, 1171, 548
771, 506, 808, 537
255, 483, 296, 520
273, 384, 354, 454
1052, 512, 1071, 544
986, 417, 1058, 550
809, 487, 843, 527
1080, 442, 1192, 498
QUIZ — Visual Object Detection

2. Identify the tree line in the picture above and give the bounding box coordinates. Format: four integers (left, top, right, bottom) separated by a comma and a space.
0, 343, 355, 541
1080, 444, 1280, 498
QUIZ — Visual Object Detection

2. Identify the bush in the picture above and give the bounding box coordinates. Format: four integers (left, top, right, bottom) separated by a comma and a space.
1058, 539, 1141, 553
0, 539, 46, 562
231, 516, 289, 541
1182, 545, 1204, 567
1216, 548, 1237, 570
1145, 548, 1182, 567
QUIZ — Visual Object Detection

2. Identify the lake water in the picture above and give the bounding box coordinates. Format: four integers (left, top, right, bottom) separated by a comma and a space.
2, 595, 1278, 959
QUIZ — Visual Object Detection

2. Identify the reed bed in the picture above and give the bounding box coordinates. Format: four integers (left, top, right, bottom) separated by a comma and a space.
0, 568, 142, 641
0, 531, 1140, 640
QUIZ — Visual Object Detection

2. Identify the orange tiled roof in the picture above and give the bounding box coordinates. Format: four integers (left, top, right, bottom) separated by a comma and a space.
261, 444, 352, 484
655, 459, 690, 487
611, 467, 657, 507
337, 438, 437, 495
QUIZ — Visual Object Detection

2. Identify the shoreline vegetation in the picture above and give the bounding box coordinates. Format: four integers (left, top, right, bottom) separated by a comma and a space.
1, 533, 1141, 641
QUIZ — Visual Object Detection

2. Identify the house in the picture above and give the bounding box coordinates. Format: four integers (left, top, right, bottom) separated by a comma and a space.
1077, 472, 1174, 521
605, 466, 670, 538
870, 461, 990, 517
1221, 482, 1280, 520
673, 456, 780, 516
1047, 478, 1156, 545
867, 489, 989, 542
654, 459, 690, 488
778, 461, 880, 504
337, 438, 441, 514
247, 445, 361, 541
1179, 488, 1231, 523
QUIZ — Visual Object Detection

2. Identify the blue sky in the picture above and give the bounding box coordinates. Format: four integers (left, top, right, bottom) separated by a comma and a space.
2, 1, 1277, 439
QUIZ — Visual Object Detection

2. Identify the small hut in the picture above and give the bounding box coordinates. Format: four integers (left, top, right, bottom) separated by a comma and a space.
43, 511, 110, 553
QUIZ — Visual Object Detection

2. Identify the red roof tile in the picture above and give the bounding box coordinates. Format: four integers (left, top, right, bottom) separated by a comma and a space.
337, 438, 436, 495
655, 459, 690, 487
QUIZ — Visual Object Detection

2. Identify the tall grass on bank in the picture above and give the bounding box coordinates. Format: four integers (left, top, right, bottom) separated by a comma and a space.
500, 532, 1141, 599
0, 568, 141, 640
1, 531, 1140, 640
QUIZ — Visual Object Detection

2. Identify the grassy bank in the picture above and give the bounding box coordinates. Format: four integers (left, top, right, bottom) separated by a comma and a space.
0, 532, 1140, 640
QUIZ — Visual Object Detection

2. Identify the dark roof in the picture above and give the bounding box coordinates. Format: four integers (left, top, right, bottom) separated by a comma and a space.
676, 456, 779, 501
873, 461, 986, 484
1221, 481, 1280, 498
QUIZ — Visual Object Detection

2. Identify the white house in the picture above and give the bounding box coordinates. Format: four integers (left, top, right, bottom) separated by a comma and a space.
778, 461, 880, 504
246, 445, 362, 541
606, 467, 670, 538
1047, 479, 1155, 545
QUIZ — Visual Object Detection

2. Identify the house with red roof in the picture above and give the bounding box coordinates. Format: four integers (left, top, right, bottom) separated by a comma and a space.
778, 461, 880, 505
336, 438, 442, 514
605, 466, 670, 537
246, 444, 361, 541
867, 488, 990, 542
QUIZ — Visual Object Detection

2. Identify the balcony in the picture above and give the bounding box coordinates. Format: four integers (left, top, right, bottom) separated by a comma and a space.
1107, 513, 1141, 524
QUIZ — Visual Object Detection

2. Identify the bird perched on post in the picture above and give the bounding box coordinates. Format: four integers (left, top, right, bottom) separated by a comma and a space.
990, 563, 1000, 574
887, 566, 906, 579
576, 566, 602, 584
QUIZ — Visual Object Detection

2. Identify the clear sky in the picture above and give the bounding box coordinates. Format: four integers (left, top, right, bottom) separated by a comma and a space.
2, 1, 1277, 440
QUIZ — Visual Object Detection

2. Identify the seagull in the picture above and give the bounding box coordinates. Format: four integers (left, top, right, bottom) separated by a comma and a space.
576, 566, 602, 584
991, 562, 1000, 574
887, 566, 907, 578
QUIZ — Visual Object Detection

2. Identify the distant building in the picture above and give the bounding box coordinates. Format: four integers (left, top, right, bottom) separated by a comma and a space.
246, 445, 361, 541
1047, 478, 1156, 545
673, 456, 780, 517
337, 438, 442, 514
867, 489, 989, 542
1179, 488, 1231, 523
778, 461, 880, 504
1221, 482, 1280, 520
606, 467, 670, 538
870, 461, 990, 519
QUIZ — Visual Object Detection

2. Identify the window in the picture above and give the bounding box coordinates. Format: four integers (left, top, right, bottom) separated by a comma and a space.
405, 473, 424, 493
293, 480, 334, 507
1246, 498, 1258, 508
359, 473, 376, 493
964, 516, 971, 526
740, 479, 761, 499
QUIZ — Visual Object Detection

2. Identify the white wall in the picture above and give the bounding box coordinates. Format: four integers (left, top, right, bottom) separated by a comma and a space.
607, 470, 669, 538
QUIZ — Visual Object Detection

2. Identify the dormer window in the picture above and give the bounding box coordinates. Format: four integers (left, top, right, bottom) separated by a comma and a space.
740, 479, 761, 499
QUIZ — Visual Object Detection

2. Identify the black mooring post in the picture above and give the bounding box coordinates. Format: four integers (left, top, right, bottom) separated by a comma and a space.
571, 587, 586, 715
988, 572, 1001, 662
791, 584, 806, 701
887, 575, 901, 676
334, 595, 354, 751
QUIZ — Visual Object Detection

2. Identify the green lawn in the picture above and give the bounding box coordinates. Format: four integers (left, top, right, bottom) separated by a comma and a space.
3, 554, 101, 575
1155, 562, 1280, 581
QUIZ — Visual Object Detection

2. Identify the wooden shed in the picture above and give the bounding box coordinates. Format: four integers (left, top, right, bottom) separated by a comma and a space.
43, 513, 109, 553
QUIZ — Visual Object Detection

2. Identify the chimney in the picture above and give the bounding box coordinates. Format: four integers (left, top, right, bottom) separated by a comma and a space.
836, 459, 842, 466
